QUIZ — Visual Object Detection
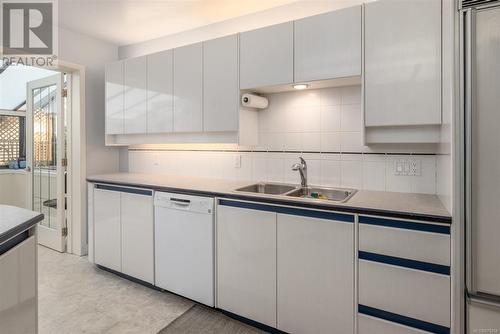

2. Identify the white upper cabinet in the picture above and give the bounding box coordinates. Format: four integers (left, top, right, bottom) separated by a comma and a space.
147, 50, 173, 133
124, 56, 147, 133
203, 35, 239, 132
364, 0, 442, 127
294, 5, 362, 82
239, 22, 294, 89
105, 61, 124, 135
173, 43, 203, 132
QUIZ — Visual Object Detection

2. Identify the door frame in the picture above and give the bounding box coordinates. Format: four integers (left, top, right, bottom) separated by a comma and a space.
25, 61, 86, 255
56, 61, 86, 256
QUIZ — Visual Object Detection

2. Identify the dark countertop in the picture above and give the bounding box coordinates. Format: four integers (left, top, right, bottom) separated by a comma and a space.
0, 205, 43, 244
87, 173, 452, 224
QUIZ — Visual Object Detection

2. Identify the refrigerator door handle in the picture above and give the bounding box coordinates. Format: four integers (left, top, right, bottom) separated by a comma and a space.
468, 292, 500, 310
464, 8, 476, 295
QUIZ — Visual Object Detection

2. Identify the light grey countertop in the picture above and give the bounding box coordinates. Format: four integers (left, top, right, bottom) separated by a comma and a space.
0, 205, 43, 244
87, 173, 451, 223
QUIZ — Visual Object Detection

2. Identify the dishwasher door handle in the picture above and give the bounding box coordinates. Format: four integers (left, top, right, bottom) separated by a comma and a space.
169, 198, 191, 207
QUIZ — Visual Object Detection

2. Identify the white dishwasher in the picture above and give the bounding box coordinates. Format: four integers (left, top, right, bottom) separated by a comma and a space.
154, 191, 215, 306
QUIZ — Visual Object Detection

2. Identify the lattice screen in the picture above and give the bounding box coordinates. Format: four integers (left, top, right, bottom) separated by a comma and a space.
0, 115, 21, 167
34, 109, 55, 167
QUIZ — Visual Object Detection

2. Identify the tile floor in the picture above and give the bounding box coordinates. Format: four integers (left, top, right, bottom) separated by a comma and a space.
38, 246, 194, 334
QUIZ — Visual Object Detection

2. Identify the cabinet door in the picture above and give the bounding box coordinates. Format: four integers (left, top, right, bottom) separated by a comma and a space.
365, 0, 441, 126
147, 50, 173, 133
0, 236, 37, 334
240, 22, 293, 89
203, 35, 239, 132
173, 43, 203, 132
124, 56, 147, 133
105, 61, 124, 134
294, 6, 362, 82
121, 191, 154, 284
277, 213, 354, 334
217, 203, 277, 327
93, 188, 121, 272
469, 303, 500, 334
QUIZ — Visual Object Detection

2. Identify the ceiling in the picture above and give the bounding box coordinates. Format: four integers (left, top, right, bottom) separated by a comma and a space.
59, 0, 299, 46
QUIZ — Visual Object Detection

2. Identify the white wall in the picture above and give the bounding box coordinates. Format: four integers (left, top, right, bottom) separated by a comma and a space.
59, 27, 120, 176
0, 172, 27, 208
58, 27, 121, 255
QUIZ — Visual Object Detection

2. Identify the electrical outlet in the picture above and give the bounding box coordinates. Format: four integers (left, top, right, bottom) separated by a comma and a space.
394, 158, 421, 176
234, 155, 241, 169
409, 159, 421, 176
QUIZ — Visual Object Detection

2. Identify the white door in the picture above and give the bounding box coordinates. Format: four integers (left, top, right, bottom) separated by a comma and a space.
203, 34, 239, 132
294, 6, 362, 82
121, 191, 154, 284
26, 73, 66, 252
217, 203, 277, 327
364, 0, 441, 126
239, 22, 294, 89
93, 187, 122, 272
277, 213, 354, 334
124, 56, 147, 134
173, 43, 203, 132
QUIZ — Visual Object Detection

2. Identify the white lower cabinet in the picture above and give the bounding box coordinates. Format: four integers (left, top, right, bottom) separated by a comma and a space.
94, 188, 122, 272
277, 213, 354, 334
217, 203, 277, 327
358, 314, 430, 334
92, 185, 154, 283
121, 192, 154, 284
359, 260, 450, 328
216, 201, 355, 333
0, 236, 37, 334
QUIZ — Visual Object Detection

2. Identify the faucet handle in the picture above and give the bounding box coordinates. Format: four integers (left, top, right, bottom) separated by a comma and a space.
299, 157, 307, 169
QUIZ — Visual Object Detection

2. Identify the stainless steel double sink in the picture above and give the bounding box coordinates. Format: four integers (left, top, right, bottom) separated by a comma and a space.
235, 182, 357, 203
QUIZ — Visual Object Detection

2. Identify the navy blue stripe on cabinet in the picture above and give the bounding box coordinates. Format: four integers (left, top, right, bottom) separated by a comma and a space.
358, 304, 450, 334
359, 216, 450, 234
359, 251, 450, 275
218, 199, 354, 223
95, 184, 152, 196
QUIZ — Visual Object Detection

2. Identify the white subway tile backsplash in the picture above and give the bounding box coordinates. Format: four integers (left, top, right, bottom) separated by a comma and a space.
127, 85, 439, 195
341, 104, 362, 132
320, 105, 341, 132
340, 132, 364, 152
320, 87, 342, 106
129, 150, 438, 195
321, 132, 341, 152
341, 86, 362, 105
320, 159, 341, 187
341, 160, 363, 188
363, 160, 386, 191
301, 132, 321, 151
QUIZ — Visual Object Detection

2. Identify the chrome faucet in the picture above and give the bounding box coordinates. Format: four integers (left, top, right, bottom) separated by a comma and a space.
292, 157, 307, 188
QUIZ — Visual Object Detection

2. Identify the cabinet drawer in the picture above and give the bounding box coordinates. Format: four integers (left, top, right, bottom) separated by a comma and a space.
359, 217, 450, 266
358, 314, 432, 334
359, 260, 450, 328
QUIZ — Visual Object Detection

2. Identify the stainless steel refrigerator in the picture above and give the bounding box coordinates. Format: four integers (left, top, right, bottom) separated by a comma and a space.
463, 0, 500, 331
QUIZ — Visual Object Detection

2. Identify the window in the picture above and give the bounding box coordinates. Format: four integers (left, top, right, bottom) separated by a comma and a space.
0, 114, 26, 167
